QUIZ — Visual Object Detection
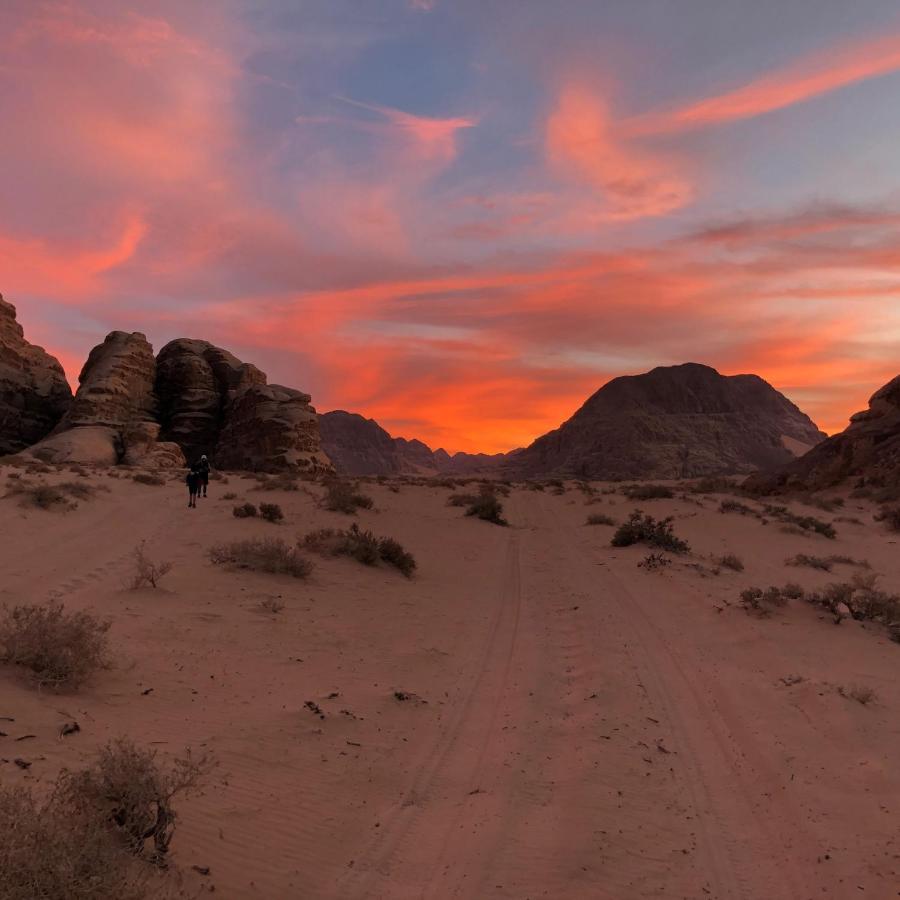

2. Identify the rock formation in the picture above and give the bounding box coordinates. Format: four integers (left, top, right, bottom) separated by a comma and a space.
0, 295, 73, 454
318, 410, 506, 476
217, 384, 331, 474
507, 363, 826, 480
745, 374, 900, 493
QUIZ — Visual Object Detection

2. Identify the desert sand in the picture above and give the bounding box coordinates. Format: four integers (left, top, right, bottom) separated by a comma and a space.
1, 467, 898, 899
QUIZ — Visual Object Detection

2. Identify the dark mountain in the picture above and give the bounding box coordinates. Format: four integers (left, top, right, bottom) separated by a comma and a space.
506, 363, 825, 480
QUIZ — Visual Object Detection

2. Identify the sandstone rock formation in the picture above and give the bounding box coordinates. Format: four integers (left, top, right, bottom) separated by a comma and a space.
28, 331, 161, 465
318, 410, 505, 476
0, 295, 72, 454
745, 374, 900, 493
121, 422, 186, 469
508, 363, 826, 480
155, 339, 265, 463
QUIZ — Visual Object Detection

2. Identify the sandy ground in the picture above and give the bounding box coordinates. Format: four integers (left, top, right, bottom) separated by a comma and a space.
0, 467, 898, 900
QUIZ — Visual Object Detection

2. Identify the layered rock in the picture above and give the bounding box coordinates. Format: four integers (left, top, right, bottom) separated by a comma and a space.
217, 384, 331, 473
745, 374, 900, 493
155, 339, 265, 463
508, 363, 826, 480
0, 295, 73, 454
318, 410, 506, 476
121, 422, 186, 469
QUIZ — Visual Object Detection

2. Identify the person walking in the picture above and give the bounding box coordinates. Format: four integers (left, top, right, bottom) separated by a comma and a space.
186, 466, 201, 508
197, 454, 211, 498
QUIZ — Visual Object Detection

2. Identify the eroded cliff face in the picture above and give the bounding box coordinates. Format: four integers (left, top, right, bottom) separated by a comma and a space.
0, 295, 72, 454
746, 374, 900, 493
508, 363, 826, 480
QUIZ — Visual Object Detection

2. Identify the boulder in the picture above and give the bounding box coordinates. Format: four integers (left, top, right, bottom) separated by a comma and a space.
0, 295, 73, 454
216, 384, 332, 474
746, 374, 900, 493
28, 425, 120, 466
121, 421, 186, 469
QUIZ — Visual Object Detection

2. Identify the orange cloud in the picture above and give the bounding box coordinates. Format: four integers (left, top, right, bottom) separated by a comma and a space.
627, 31, 900, 135
546, 84, 692, 220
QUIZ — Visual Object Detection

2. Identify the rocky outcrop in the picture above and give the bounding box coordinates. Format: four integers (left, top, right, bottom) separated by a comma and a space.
0, 295, 73, 454
318, 410, 506, 476
155, 339, 265, 463
28, 330, 161, 465
745, 374, 900, 493
216, 384, 331, 473
121, 422, 186, 469
508, 363, 826, 480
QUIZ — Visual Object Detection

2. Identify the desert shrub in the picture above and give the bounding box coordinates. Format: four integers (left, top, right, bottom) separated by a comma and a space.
233, 502, 258, 518
586, 513, 616, 526
527, 481, 546, 492
837, 684, 876, 706
872, 484, 900, 504
834, 515, 864, 525
11, 484, 70, 509
876, 506, 900, 532
304, 526, 416, 577
259, 502, 284, 523
718, 499, 756, 516
828, 554, 870, 568
623, 483, 673, 500
132, 472, 165, 486
465, 493, 507, 526
129, 543, 172, 589
716, 553, 744, 572
638, 553, 671, 570
786, 553, 833, 571
324, 478, 373, 514
806, 574, 900, 628
447, 493, 478, 507
740, 585, 797, 616
0, 601, 109, 689
763, 505, 836, 538
223, 492, 237, 500
209, 538, 313, 578
258, 598, 285, 614
611, 511, 689, 553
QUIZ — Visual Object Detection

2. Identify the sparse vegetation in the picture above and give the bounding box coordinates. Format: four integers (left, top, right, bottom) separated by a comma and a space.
303, 525, 417, 577
763, 504, 836, 538
132, 472, 165, 486
876, 505, 900, 532
258, 597, 285, 614
259, 502, 284, 523
233, 502, 258, 518
209, 538, 313, 578
716, 553, 744, 572
837, 684, 876, 706
805, 574, 900, 632
128, 543, 172, 589
719, 499, 756, 516
0, 601, 110, 689
223, 492, 238, 500
465, 493, 507, 526
447, 493, 478, 507
786, 553, 870, 572
622, 483, 673, 500
638, 552, 671, 570
324, 478, 373, 514
739, 584, 802, 616
586, 513, 616, 526
611, 511, 690, 553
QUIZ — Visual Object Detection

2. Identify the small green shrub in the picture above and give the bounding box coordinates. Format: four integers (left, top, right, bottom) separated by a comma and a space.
611, 511, 689, 553
304, 526, 417, 577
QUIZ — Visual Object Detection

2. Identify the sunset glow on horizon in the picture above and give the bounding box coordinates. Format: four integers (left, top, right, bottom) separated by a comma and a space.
3, 0, 900, 453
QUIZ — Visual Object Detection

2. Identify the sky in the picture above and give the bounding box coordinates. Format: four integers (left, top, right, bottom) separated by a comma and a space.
2, 0, 900, 453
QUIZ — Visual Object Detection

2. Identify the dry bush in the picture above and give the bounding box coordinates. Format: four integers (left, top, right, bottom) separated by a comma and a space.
763, 504, 836, 539
837, 684, 876, 706
258, 598, 285, 614
233, 502, 258, 518
259, 502, 284, 523
740, 585, 801, 616
638, 552, 671, 570
6, 480, 100, 510
612, 511, 689, 553
806, 574, 900, 631
834, 515, 864, 525
526, 481, 546, 492
304, 525, 416, 576
0, 601, 109, 689
465, 493, 507, 526
718, 499, 756, 516
223, 492, 238, 500
132, 472, 165, 486
716, 553, 744, 572
129, 543, 172, 590
623, 483, 673, 500
586, 513, 616, 526
324, 478, 373, 514
209, 538, 313, 578
786, 553, 833, 571
447, 493, 478, 507
876, 506, 900, 532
